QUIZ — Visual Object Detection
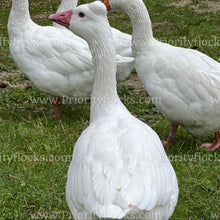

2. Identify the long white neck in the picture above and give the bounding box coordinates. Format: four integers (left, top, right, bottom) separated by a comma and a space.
125, 0, 154, 53
56, 0, 78, 13
8, 0, 34, 39
8, 0, 31, 25
86, 23, 122, 122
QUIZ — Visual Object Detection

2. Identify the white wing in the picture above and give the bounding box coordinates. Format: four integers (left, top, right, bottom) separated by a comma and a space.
9, 21, 94, 97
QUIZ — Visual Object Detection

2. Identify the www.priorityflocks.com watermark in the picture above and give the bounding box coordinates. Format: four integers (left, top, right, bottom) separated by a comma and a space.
29, 95, 162, 105
1, 152, 219, 164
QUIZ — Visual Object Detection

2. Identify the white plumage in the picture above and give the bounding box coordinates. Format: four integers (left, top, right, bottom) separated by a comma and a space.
8, 0, 134, 117
50, 2, 178, 219
67, 115, 178, 220
106, 0, 220, 150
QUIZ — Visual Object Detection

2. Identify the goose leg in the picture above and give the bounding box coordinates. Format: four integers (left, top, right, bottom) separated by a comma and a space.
162, 124, 179, 146
53, 98, 63, 118
200, 131, 220, 151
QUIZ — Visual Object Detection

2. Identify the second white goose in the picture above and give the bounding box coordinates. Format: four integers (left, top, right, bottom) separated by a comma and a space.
105, 0, 220, 150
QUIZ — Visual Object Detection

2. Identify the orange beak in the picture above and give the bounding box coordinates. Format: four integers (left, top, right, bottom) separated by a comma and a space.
104, 0, 111, 11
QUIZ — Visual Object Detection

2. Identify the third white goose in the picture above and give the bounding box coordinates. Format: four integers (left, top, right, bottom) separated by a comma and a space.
8, 0, 134, 117
105, 0, 220, 151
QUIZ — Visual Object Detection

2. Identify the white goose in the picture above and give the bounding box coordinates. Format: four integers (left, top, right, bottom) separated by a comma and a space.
105, 0, 220, 151
49, 1, 178, 219
54, 0, 133, 58
7, 0, 134, 117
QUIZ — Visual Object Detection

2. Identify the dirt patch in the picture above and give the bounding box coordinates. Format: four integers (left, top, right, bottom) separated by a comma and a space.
152, 22, 168, 28
0, 80, 8, 88
0, 70, 144, 93
192, 1, 220, 13
168, 0, 220, 12
0, 70, 19, 80
0, 1, 11, 10
0, 70, 32, 90
120, 73, 145, 93
32, 12, 50, 20
0, 70, 145, 93
169, 0, 191, 7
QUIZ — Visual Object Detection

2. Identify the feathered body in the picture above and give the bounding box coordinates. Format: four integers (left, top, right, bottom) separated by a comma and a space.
135, 40, 220, 136
8, 0, 133, 100
67, 113, 178, 220
107, 0, 220, 140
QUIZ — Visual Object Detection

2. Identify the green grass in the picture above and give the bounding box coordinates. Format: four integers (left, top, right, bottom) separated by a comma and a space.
0, 0, 220, 219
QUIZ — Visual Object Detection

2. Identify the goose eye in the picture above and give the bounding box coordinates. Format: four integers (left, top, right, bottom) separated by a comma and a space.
79, 12, 85, 18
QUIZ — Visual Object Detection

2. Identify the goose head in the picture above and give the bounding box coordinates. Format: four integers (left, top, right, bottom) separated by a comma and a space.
49, 1, 108, 42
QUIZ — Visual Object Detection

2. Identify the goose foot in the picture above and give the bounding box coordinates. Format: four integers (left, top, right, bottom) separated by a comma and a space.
200, 131, 220, 151
52, 98, 63, 118
162, 124, 179, 146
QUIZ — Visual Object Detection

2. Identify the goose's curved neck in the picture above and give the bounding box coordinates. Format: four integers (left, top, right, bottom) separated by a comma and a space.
56, 0, 78, 13
87, 23, 121, 122
126, 0, 154, 53
9, 0, 30, 24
